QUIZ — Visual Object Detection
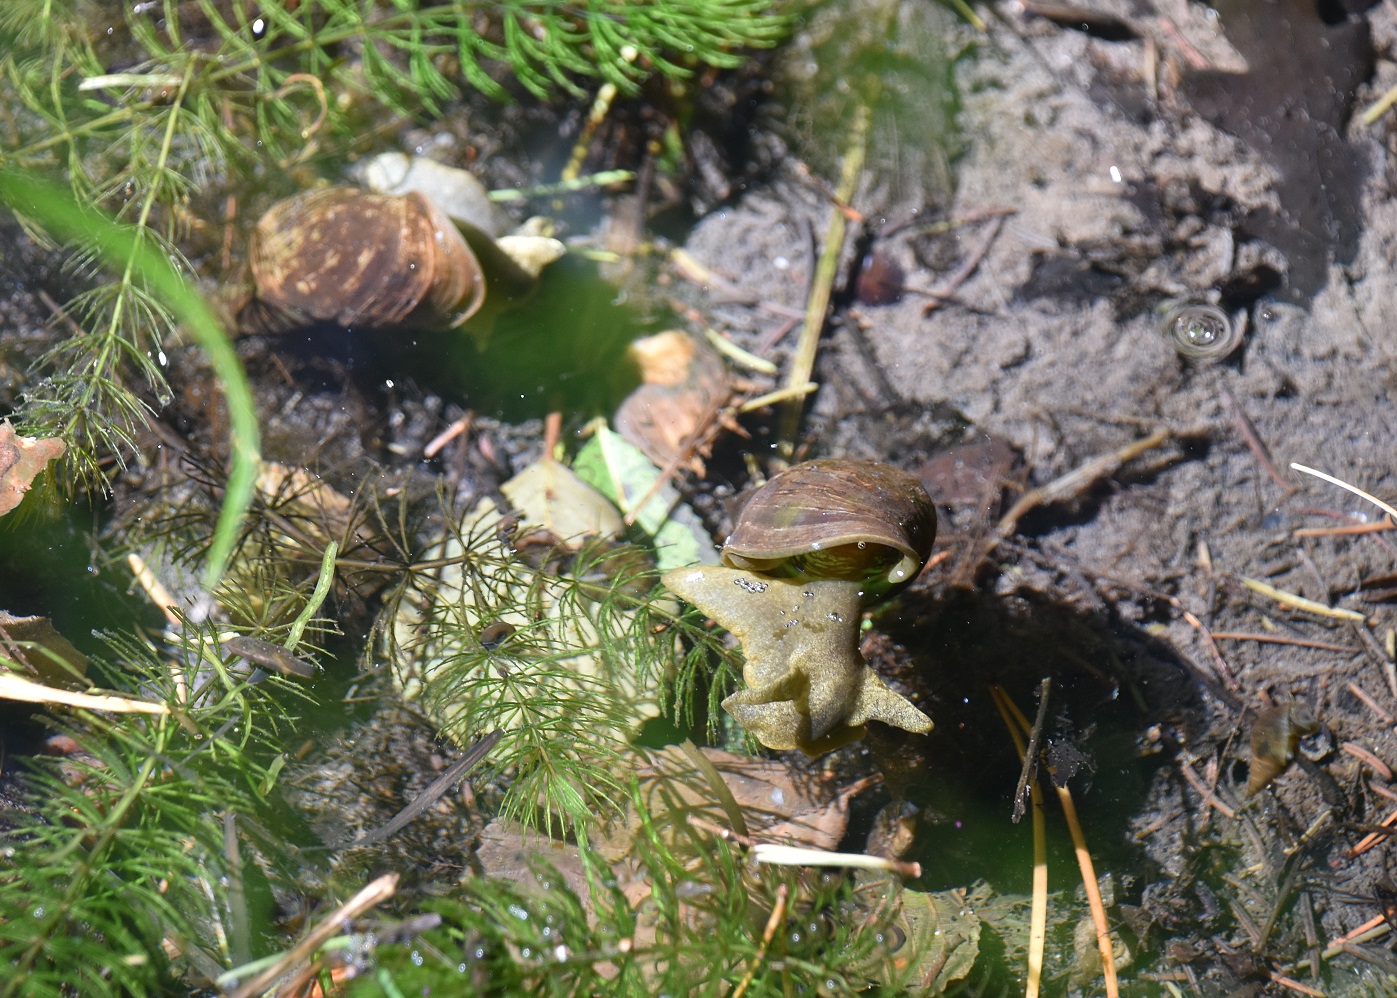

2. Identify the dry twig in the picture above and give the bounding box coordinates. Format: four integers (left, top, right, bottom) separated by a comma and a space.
1178, 758, 1237, 819
1340, 742, 1392, 781
1238, 575, 1367, 623
995, 429, 1170, 537
226, 873, 399, 998
0, 672, 170, 715
729, 883, 788, 998
921, 215, 1007, 316
1209, 632, 1356, 653
989, 686, 1048, 998
1218, 382, 1295, 493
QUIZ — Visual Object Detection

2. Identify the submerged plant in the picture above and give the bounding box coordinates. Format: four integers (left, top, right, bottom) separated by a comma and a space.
383, 465, 742, 834
351, 770, 907, 996
0, 622, 306, 997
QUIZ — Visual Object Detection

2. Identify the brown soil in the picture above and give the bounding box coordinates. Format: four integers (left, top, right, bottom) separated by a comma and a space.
679, 0, 1397, 991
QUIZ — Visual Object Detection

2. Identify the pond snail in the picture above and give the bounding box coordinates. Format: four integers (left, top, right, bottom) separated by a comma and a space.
1162, 302, 1242, 364
722, 459, 936, 604
662, 459, 936, 755
240, 186, 486, 334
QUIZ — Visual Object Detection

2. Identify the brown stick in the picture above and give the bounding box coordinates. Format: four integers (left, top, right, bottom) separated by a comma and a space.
1178, 758, 1237, 819
1294, 518, 1394, 538
922, 215, 1007, 316
1218, 382, 1296, 493
227, 874, 399, 998
1210, 632, 1357, 653
1348, 682, 1394, 724
996, 429, 1171, 537
729, 884, 789, 998
1341, 742, 1392, 780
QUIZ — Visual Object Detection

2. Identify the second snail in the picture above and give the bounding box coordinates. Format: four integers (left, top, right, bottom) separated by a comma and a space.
663, 459, 936, 755
238, 155, 566, 335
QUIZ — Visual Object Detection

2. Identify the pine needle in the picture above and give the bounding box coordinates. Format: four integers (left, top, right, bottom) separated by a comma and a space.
1290, 463, 1397, 521
994, 685, 1120, 998
225, 873, 399, 998
1238, 575, 1367, 623
729, 883, 788, 998
989, 685, 1048, 998
778, 100, 869, 458
0, 671, 169, 714
1053, 778, 1119, 998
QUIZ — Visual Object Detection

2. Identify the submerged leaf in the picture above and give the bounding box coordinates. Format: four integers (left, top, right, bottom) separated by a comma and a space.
614, 331, 730, 476
893, 886, 982, 993
0, 421, 64, 516
499, 458, 624, 546
389, 459, 675, 829
574, 425, 719, 571
0, 611, 87, 687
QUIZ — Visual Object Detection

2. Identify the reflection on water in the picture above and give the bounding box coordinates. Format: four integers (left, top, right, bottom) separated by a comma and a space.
380, 253, 649, 421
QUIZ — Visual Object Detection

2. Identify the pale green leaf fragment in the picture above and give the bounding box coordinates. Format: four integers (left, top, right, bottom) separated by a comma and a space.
573, 426, 718, 571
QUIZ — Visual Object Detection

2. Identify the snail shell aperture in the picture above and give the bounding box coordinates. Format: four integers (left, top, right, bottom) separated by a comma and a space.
243, 187, 486, 333
722, 459, 936, 604
1162, 302, 1242, 364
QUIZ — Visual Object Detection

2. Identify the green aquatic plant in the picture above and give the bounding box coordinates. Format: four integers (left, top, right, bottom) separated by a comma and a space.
347, 785, 904, 997
0, 0, 789, 491
0, 622, 307, 998
0, 170, 259, 586
381, 477, 743, 835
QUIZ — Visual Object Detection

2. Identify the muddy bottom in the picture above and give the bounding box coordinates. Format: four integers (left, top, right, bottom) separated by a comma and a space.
673, 0, 1397, 990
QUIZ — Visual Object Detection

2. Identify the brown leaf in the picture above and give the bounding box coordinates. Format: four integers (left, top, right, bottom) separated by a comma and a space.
0, 421, 64, 517
615, 332, 728, 476
0, 611, 87, 686
611, 745, 870, 855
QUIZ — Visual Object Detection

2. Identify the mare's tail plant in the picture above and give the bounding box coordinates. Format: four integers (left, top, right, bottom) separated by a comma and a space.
0, 623, 306, 998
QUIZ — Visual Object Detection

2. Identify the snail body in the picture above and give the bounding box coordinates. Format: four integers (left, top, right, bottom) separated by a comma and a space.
662, 459, 936, 754
242, 187, 486, 334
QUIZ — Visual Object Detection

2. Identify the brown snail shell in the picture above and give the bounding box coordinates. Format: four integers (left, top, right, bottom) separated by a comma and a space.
243, 187, 485, 333
723, 459, 936, 604
1246, 701, 1319, 797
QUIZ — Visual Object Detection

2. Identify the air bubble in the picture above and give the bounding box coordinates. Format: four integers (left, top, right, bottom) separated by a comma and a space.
1162, 302, 1242, 364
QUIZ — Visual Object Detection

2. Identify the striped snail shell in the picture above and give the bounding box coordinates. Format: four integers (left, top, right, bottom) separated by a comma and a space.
1162, 302, 1242, 364
243, 187, 486, 334
722, 459, 936, 605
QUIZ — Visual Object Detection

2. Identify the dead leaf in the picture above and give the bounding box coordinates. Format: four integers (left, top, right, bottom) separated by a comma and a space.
593, 745, 871, 863
888, 885, 982, 993
476, 748, 895, 983
475, 820, 612, 913
391, 458, 660, 740
915, 433, 1020, 508
0, 421, 64, 517
499, 458, 623, 549
0, 611, 87, 687
615, 331, 728, 476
